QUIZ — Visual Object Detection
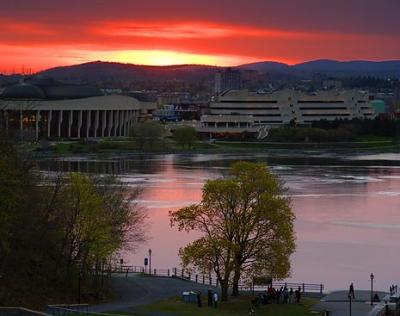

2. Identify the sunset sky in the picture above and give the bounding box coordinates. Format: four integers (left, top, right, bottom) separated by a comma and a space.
1, 0, 400, 72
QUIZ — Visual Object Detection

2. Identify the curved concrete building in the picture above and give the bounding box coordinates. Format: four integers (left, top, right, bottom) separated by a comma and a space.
0, 79, 156, 140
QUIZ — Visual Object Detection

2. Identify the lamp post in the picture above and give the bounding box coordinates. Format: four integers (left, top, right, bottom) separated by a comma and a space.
149, 248, 152, 275
348, 294, 352, 316
370, 273, 375, 306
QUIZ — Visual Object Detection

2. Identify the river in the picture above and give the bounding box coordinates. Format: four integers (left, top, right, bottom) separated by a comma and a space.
37, 150, 400, 292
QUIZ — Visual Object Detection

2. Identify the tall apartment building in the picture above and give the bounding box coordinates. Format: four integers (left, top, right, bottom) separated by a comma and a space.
214, 68, 242, 95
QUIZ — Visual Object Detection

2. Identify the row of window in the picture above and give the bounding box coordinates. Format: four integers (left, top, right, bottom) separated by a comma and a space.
213, 106, 370, 111
297, 100, 345, 104
299, 107, 348, 110
302, 113, 350, 117
212, 107, 280, 110
220, 100, 278, 103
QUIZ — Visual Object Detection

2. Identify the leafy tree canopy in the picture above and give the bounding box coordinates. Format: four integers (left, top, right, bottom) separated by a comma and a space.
170, 161, 295, 300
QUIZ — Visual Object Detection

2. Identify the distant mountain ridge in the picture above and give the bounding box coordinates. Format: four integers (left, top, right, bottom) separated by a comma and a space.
40, 61, 220, 83
35, 59, 400, 84
238, 59, 400, 78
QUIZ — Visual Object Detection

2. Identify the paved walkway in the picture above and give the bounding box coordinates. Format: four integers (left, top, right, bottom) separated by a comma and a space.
90, 274, 217, 314
313, 290, 388, 316
91, 275, 390, 316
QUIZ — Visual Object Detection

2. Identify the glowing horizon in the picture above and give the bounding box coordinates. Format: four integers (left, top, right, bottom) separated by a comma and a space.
0, 0, 399, 73
0, 46, 297, 74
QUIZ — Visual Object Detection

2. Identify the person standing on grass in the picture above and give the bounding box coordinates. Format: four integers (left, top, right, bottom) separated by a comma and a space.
349, 283, 355, 299
283, 286, 289, 304
295, 287, 301, 303
289, 288, 294, 303
207, 289, 213, 307
213, 292, 218, 308
197, 291, 202, 307
276, 287, 282, 303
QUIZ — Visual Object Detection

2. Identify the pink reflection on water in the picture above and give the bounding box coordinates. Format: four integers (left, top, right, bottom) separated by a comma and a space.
125, 162, 400, 291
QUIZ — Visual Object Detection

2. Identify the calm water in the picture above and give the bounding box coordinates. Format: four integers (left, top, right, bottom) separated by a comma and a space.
37, 151, 400, 291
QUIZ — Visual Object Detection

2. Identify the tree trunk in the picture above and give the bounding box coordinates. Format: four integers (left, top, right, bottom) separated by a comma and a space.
231, 268, 241, 296
221, 278, 229, 301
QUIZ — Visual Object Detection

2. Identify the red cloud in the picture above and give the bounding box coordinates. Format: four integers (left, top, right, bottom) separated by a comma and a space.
0, 17, 399, 72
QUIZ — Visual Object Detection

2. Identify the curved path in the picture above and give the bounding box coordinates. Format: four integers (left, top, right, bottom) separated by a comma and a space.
313, 290, 389, 316
90, 274, 217, 314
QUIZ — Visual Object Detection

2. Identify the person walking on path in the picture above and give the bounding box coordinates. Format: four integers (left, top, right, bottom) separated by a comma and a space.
348, 283, 355, 299
213, 292, 218, 308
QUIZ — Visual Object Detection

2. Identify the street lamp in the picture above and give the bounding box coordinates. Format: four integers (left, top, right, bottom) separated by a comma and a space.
370, 273, 375, 306
149, 249, 152, 275
348, 294, 352, 316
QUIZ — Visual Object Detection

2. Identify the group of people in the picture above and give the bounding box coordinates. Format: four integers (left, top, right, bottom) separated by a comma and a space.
390, 284, 398, 295
195, 289, 219, 308
253, 285, 302, 306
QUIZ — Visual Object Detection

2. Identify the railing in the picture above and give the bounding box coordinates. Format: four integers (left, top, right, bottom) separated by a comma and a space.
46, 305, 128, 316
0, 308, 50, 316
47, 304, 88, 316
269, 282, 324, 295
366, 305, 388, 316
106, 265, 144, 274
107, 264, 324, 294
171, 268, 220, 287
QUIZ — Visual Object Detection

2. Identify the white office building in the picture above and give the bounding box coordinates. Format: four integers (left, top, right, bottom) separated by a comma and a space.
199, 89, 375, 137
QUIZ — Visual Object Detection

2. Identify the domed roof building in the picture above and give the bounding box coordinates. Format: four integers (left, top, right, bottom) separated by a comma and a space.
2, 83, 46, 99
0, 76, 103, 100
42, 85, 102, 100
0, 76, 156, 141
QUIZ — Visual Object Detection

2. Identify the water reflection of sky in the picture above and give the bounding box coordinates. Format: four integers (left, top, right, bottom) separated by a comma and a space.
38, 152, 400, 291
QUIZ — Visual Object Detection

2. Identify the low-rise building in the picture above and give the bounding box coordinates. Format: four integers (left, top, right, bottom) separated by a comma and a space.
199, 89, 375, 138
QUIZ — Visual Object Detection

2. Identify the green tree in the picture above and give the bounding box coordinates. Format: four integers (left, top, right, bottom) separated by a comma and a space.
170, 161, 295, 300
0, 137, 147, 305
173, 126, 198, 149
52, 173, 147, 293
130, 121, 165, 149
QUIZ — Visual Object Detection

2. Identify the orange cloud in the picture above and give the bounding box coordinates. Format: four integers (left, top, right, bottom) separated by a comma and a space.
93, 21, 316, 40
0, 19, 56, 36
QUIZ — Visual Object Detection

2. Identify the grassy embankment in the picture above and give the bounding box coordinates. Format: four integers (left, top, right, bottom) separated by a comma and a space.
51, 136, 400, 155
130, 296, 320, 316
52, 138, 218, 154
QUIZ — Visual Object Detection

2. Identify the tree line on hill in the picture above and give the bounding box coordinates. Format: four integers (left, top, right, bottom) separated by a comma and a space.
130, 122, 198, 149
0, 137, 146, 306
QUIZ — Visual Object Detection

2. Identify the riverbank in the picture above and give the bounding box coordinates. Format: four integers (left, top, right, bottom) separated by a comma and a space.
43, 137, 400, 157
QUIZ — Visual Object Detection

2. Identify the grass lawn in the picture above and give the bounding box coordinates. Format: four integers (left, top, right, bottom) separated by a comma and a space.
133, 295, 321, 316
50, 137, 400, 155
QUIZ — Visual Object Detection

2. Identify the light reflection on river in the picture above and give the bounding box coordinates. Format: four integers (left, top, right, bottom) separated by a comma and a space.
37, 152, 400, 291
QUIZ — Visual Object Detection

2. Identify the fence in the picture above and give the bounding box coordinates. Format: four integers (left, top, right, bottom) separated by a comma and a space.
108, 265, 324, 295
171, 268, 220, 287
106, 265, 144, 274
46, 305, 129, 316
268, 282, 324, 295
0, 308, 50, 316
47, 305, 88, 316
